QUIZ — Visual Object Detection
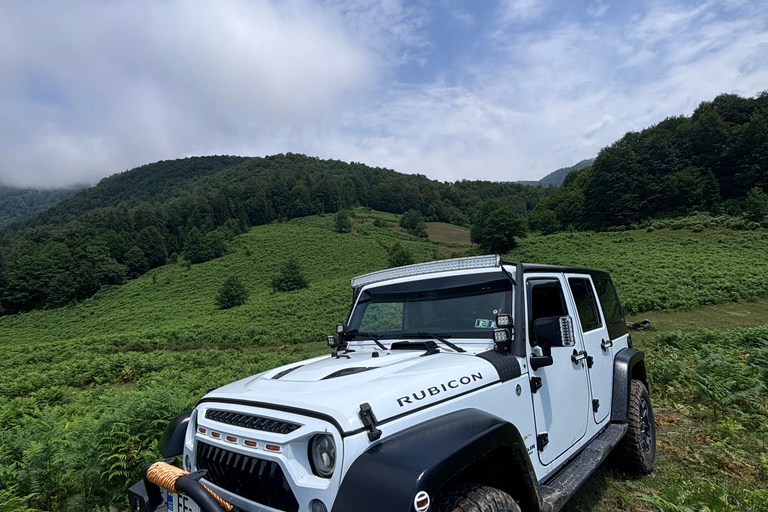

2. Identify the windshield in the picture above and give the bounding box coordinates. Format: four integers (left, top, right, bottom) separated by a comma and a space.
348, 273, 512, 339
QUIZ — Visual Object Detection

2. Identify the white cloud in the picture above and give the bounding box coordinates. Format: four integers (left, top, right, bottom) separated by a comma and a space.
323, 0, 768, 182
0, 0, 397, 187
587, 1, 610, 18
2, 0, 768, 187
498, 0, 551, 24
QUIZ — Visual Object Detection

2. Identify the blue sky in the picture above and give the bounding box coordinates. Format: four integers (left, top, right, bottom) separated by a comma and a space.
1, 0, 768, 187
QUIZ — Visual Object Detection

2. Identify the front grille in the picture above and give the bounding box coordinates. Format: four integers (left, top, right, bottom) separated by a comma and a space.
205, 409, 301, 434
197, 441, 299, 512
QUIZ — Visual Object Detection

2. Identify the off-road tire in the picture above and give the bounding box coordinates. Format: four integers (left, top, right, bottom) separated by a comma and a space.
613, 379, 655, 474
434, 484, 521, 512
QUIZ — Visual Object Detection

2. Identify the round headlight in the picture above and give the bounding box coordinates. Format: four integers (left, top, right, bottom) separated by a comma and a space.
309, 434, 336, 478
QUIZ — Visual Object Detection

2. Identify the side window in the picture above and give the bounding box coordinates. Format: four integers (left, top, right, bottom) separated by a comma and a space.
528, 279, 568, 344
568, 278, 602, 332
594, 278, 627, 339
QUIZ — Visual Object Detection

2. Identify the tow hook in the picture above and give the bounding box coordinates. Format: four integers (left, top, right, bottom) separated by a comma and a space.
130, 460, 231, 512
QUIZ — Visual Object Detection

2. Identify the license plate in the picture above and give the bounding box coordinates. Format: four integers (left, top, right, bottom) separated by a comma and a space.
167, 492, 201, 512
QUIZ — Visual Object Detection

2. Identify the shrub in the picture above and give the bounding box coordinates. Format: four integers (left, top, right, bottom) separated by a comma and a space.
215, 276, 249, 309
387, 242, 414, 267
334, 210, 352, 233
271, 260, 309, 292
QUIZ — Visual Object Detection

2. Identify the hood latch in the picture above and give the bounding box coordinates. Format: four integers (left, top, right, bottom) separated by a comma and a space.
358, 402, 382, 442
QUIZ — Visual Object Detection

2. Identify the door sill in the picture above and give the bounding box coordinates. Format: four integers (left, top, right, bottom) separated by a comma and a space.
540, 423, 628, 512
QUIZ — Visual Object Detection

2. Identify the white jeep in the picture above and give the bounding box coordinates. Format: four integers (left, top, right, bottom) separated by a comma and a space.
129, 255, 655, 512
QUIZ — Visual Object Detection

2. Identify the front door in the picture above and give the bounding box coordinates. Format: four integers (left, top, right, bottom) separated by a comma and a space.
566, 275, 613, 424
526, 275, 590, 465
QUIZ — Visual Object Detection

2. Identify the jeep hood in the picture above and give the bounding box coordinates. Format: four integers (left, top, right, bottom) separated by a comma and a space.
201, 348, 503, 434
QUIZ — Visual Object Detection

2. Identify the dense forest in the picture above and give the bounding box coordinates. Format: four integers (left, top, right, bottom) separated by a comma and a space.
530, 92, 768, 232
0, 155, 545, 315
0, 185, 83, 228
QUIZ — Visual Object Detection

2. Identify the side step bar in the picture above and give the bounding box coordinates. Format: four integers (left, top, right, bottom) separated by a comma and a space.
540, 423, 628, 512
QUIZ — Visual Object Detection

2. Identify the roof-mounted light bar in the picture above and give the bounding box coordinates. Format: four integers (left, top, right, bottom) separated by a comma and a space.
351, 254, 501, 289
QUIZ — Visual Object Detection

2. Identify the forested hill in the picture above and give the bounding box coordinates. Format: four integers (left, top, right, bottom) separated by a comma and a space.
0, 153, 546, 315
10, 156, 249, 229
517, 158, 594, 187
530, 92, 768, 232
0, 184, 83, 227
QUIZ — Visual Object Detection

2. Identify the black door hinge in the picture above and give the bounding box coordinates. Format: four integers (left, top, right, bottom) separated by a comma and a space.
530, 376, 542, 394
586, 355, 594, 369
358, 402, 382, 442
592, 399, 600, 412
537, 433, 549, 451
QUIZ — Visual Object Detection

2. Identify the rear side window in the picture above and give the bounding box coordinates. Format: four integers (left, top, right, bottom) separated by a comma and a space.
568, 278, 602, 332
594, 278, 627, 339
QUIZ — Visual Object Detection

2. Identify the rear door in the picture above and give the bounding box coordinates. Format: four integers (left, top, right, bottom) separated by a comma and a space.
566, 275, 612, 423
526, 275, 590, 465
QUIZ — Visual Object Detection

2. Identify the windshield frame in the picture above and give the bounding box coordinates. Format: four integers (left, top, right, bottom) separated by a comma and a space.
347, 269, 514, 343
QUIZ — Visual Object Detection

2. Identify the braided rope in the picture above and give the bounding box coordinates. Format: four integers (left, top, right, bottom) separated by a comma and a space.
146, 461, 233, 511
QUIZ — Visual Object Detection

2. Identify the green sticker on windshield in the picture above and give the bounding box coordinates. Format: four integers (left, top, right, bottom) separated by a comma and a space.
475, 319, 492, 328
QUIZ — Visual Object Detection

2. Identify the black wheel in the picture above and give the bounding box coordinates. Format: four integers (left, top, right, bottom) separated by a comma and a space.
434, 484, 521, 512
613, 379, 656, 474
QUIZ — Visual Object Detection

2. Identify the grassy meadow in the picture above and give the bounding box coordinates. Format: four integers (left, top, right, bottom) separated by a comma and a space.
1, 210, 767, 511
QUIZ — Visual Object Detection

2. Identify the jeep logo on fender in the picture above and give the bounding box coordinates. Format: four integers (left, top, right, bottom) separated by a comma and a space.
397, 373, 483, 407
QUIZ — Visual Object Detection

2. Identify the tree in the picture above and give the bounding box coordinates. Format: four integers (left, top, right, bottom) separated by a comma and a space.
528, 206, 560, 235
399, 209, 428, 238
123, 246, 149, 278
470, 200, 527, 253
182, 228, 226, 264
387, 242, 414, 267
215, 276, 249, 309
744, 187, 768, 225
271, 259, 309, 292
136, 226, 167, 268
334, 210, 352, 233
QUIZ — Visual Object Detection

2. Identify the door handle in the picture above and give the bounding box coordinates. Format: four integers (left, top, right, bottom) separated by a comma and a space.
601, 338, 613, 351
571, 350, 588, 364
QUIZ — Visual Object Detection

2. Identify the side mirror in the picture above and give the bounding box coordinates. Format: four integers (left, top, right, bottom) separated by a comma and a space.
533, 316, 575, 347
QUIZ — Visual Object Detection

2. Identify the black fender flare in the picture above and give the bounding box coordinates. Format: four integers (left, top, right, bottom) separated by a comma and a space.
331, 408, 541, 512
158, 410, 192, 458
611, 348, 648, 423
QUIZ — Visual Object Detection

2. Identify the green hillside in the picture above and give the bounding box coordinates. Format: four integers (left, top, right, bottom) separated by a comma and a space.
1, 211, 767, 511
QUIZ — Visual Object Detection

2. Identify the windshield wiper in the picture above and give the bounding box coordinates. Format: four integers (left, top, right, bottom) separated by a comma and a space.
347, 330, 388, 351
401, 332, 466, 353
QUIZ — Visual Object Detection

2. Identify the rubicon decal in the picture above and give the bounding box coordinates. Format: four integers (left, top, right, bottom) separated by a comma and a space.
397, 373, 483, 407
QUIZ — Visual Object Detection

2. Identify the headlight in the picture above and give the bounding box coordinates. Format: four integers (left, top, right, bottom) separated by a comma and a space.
309, 434, 336, 478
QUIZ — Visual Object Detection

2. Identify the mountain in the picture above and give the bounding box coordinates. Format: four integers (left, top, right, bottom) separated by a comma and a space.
517, 158, 595, 187
0, 184, 84, 227
0, 153, 546, 315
